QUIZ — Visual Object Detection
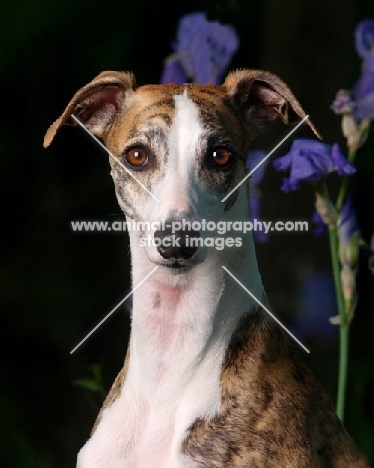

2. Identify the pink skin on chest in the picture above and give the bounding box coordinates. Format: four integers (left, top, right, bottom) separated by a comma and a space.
143, 283, 191, 352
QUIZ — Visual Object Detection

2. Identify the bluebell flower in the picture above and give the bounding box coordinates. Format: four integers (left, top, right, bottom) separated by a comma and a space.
273, 139, 356, 192
330, 89, 356, 115
246, 150, 269, 243
160, 12, 239, 85
160, 55, 189, 84
355, 19, 374, 60
331, 20, 374, 121
291, 272, 338, 341
352, 57, 374, 121
353, 19, 374, 120
339, 198, 359, 248
352, 54, 374, 100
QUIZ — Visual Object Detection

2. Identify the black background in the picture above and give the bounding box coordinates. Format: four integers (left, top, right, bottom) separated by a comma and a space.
1, 0, 374, 466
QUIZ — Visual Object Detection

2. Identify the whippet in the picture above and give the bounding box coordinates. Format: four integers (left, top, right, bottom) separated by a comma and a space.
44, 70, 371, 467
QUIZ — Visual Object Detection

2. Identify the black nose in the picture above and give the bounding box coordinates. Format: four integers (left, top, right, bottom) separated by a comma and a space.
154, 225, 200, 260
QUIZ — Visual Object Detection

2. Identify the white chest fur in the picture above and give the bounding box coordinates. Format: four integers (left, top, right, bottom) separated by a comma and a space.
77, 246, 262, 468
77, 275, 215, 467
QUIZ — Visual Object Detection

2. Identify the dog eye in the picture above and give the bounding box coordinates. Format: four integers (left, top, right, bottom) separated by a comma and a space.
124, 147, 149, 167
211, 147, 232, 167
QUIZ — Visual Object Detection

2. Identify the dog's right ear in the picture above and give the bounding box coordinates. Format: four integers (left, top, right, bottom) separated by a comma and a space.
43, 71, 136, 148
223, 69, 321, 139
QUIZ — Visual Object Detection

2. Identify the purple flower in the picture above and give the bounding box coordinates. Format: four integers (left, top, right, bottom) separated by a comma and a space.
353, 54, 374, 99
339, 197, 359, 248
246, 150, 269, 243
331, 20, 374, 120
161, 12, 239, 85
352, 55, 374, 120
353, 19, 374, 120
355, 19, 374, 59
354, 92, 374, 121
273, 139, 356, 192
330, 89, 356, 115
160, 55, 188, 84
291, 273, 338, 341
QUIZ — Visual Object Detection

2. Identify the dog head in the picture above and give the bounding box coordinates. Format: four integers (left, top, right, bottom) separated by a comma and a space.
44, 70, 319, 270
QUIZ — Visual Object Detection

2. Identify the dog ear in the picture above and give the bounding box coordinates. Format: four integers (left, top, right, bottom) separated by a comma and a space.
223, 69, 321, 139
43, 71, 136, 148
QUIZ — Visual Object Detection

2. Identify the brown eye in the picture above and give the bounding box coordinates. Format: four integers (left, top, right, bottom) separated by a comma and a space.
125, 147, 149, 167
211, 147, 232, 167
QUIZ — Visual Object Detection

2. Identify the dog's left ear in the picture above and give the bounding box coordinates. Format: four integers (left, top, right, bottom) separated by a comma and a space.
224, 69, 321, 139
43, 71, 136, 148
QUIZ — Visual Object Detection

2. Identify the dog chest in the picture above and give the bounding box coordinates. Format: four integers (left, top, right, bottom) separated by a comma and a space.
77, 334, 226, 468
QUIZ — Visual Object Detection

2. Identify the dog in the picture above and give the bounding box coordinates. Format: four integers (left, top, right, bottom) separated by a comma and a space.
44, 70, 371, 467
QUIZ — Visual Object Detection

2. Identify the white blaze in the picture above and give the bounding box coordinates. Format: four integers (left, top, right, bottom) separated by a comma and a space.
153, 90, 204, 220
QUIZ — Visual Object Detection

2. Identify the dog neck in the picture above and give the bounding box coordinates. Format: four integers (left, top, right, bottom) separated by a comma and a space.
126, 189, 264, 388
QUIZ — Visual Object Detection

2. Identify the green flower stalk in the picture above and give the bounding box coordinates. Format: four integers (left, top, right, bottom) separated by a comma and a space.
338, 198, 360, 321
273, 139, 359, 422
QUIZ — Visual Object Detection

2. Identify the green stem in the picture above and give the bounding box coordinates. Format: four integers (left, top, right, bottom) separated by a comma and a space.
328, 226, 348, 421
336, 326, 349, 421
335, 147, 356, 212
329, 227, 346, 325
347, 146, 357, 164
335, 177, 350, 212
330, 121, 369, 421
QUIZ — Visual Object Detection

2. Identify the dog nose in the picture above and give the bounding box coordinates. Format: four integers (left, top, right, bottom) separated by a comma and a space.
154, 225, 200, 261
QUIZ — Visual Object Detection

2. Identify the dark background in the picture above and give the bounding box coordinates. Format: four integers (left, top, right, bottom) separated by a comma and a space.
1, 0, 374, 466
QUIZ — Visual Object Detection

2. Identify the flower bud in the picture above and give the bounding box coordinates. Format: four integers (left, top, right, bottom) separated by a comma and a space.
339, 230, 360, 268
340, 264, 356, 313
330, 89, 356, 114
315, 190, 338, 228
341, 114, 360, 149
338, 198, 360, 269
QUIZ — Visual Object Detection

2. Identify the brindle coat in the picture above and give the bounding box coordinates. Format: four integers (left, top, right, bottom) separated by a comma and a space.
91, 309, 370, 467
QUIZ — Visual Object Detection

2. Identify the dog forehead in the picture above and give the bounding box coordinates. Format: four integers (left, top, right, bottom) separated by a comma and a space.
117, 83, 245, 145
130, 83, 235, 124
136, 82, 227, 103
